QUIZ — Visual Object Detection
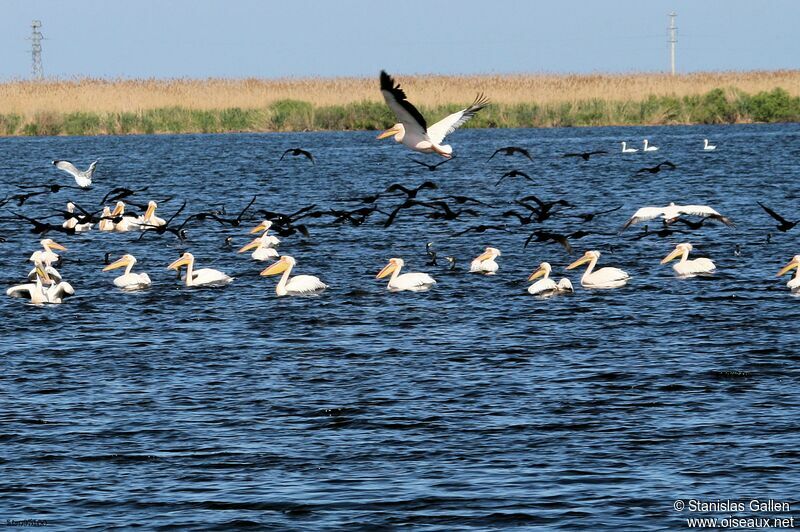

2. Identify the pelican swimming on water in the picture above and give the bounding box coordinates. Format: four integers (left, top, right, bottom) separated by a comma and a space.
377, 70, 488, 158
136, 201, 166, 229
777, 255, 800, 292
567, 250, 630, 288
703, 139, 717, 151
8, 265, 74, 304
470, 247, 501, 275
643, 139, 659, 152
238, 235, 279, 261
168, 252, 232, 287
377, 258, 436, 292
621, 142, 638, 153
103, 254, 152, 290
249, 220, 281, 246
111, 201, 135, 232
27, 257, 62, 283
621, 203, 734, 231
527, 262, 573, 296
261, 255, 327, 296
52, 159, 97, 188
29, 238, 66, 266
661, 243, 716, 276
98, 206, 115, 231
63, 202, 93, 232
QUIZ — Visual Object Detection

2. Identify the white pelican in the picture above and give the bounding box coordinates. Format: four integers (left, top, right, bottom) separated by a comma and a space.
8, 265, 74, 304
29, 238, 66, 266
111, 201, 135, 232
103, 254, 152, 290
167, 252, 232, 288
376, 258, 436, 292
27, 258, 61, 283
621, 142, 638, 153
527, 262, 573, 296
248, 220, 281, 246
52, 159, 97, 188
238, 236, 279, 261
63, 202, 93, 232
567, 250, 630, 289
777, 255, 800, 292
661, 243, 716, 276
98, 206, 115, 231
260, 255, 327, 297
703, 139, 716, 151
469, 247, 501, 275
621, 203, 734, 231
136, 201, 166, 229
643, 139, 659, 152
377, 70, 488, 158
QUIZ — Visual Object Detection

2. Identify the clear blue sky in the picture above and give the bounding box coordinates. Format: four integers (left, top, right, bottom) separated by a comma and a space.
1, 0, 798, 80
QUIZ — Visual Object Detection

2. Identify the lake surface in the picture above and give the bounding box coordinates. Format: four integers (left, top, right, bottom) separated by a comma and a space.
1, 124, 799, 530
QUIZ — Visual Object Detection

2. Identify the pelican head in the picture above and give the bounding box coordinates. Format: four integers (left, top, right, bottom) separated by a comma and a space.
34, 264, 53, 285
144, 201, 157, 219
239, 237, 265, 253
661, 243, 693, 264
567, 250, 600, 270
41, 238, 67, 251
377, 123, 404, 141
168, 252, 194, 271
66, 202, 76, 212
103, 254, 136, 272
777, 255, 800, 276
474, 247, 501, 262
377, 257, 404, 279
249, 220, 273, 234
527, 261, 552, 282
261, 255, 295, 276
111, 201, 125, 216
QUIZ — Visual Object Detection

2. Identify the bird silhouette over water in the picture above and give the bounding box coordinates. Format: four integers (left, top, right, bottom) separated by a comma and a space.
408, 158, 452, 171
488, 146, 533, 161
563, 150, 608, 161
279, 148, 315, 164
758, 201, 799, 232
384, 181, 437, 199
496, 170, 534, 186
634, 161, 676, 175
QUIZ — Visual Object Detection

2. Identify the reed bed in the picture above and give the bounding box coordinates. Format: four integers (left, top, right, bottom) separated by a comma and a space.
1, 71, 799, 136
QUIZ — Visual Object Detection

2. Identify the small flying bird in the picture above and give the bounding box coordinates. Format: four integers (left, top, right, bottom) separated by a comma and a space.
279, 148, 315, 164
495, 169, 534, 187
415, 201, 479, 221
384, 181, 438, 199
378, 70, 488, 158
452, 223, 510, 238
17, 183, 83, 193
621, 203, 734, 232
524, 229, 590, 253
563, 150, 607, 161
431, 194, 489, 207
635, 161, 676, 175
487, 146, 533, 161
52, 159, 98, 188
206, 195, 258, 227
100, 186, 149, 205
572, 204, 623, 223
409, 157, 452, 171
757, 201, 799, 232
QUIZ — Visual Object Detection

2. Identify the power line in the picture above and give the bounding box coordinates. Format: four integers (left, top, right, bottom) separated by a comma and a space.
29, 20, 44, 80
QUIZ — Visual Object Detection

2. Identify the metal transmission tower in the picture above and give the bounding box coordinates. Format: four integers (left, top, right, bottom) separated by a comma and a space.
30, 20, 44, 79
668, 12, 677, 75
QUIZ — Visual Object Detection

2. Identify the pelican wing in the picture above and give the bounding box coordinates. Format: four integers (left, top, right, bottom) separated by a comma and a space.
7, 283, 37, 298
54, 160, 80, 177
621, 206, 666, 231
380, 71, 427, 136
286, 275, 327, 294
594, 267, 630, 283
47, 281, 74, 302
679, 204, 734, 226
426, 93, 489, 145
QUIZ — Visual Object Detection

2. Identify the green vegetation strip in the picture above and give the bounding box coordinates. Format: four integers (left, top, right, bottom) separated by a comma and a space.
2, 88, 799, 136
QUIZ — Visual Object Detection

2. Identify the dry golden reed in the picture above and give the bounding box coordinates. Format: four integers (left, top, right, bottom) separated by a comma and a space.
2, 71, 800, 117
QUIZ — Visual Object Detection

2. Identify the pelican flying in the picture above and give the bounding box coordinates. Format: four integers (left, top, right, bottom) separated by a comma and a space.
527, 262, 573, 296
168, 252, 232, 287
567, 250, 630, 289
261, 255, 327, 296
661, 243, 716, 276
378, 70, 488, 158
469, 247, 501, 275
376, 258, 436, 292
777, 255, 800, 292
103, 254, 152, 290
53, 159, 97, 188
621, 203, 734, 231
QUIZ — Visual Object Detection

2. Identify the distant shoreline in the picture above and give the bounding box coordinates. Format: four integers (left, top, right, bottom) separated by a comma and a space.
1, 71, 799, 136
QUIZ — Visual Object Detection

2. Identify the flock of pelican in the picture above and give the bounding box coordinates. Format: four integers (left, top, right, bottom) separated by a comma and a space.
4, 70, 799, 304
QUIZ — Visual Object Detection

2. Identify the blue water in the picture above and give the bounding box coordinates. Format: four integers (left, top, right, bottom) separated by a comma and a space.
1, 124, 799, 530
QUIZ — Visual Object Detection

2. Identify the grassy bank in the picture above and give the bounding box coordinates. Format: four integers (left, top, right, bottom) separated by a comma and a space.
2, 71, 800, 136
